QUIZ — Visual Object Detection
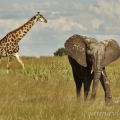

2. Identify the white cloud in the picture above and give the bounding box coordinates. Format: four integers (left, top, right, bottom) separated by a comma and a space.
91, 18, 104, 29
41, 17, 87, 32
94, 34, 120, 45
88, 0, 120, 34
0, 19, 28, 34
89, 0, 120, 16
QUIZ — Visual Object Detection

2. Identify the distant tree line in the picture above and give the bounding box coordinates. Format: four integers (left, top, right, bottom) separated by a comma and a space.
54, 47, 67, 56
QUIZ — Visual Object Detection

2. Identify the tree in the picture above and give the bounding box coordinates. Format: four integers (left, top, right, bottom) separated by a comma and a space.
54, 47, 67, 56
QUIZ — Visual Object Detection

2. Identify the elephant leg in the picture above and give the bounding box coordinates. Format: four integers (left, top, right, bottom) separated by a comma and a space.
100, 75, 106, 97
84, 76, 93, 100
72, 70, 82, 98
100, 69, 113, 104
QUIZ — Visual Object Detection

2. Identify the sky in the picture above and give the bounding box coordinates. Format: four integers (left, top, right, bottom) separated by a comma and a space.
0, 0, 120, 57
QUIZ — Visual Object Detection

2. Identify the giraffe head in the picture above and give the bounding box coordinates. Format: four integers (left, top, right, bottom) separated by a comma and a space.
35, 12, 47, 23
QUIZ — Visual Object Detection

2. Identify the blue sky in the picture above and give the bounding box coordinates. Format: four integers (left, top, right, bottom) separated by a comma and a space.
0, 0, 120, 57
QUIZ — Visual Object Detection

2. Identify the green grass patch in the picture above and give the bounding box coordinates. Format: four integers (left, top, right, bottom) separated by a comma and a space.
0, 56, 120, 120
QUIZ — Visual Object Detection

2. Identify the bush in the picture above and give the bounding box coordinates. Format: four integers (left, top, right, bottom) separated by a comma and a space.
54, 47, 67, 56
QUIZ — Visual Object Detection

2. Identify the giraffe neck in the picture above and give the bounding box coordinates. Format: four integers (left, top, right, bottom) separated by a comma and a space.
8, 16, 38, 42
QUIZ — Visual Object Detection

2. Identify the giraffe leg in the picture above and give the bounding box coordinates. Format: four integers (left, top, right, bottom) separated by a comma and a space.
7, 56, 12, 74
14, 53, 24, 68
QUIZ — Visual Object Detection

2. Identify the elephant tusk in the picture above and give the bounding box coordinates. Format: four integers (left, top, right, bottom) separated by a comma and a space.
91, 70, 93, 74
102, 71, 105, 76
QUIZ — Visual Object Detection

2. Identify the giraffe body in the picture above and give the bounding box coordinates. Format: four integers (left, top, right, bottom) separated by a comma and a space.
0, 12, 47, 73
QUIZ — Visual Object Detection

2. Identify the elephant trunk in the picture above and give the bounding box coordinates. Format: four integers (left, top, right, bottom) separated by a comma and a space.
91, 71, 102, 99
91, 50, 104, 99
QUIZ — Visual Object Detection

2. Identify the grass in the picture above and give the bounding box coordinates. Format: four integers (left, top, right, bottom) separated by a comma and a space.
0, 56, 120, 120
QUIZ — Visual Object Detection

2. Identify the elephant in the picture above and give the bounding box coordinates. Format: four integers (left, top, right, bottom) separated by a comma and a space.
65, 34, 120, 104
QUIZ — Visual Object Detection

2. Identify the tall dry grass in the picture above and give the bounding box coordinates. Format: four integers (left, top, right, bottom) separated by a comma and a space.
0, 56, 120, 120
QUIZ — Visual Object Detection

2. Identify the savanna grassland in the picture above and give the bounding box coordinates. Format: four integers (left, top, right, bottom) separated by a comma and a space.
0, 56, 120, 120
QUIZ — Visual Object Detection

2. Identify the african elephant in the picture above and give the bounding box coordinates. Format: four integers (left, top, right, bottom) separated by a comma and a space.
65, 34, 120, 104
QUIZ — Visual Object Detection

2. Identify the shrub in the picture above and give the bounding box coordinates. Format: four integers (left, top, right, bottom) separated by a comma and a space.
54, 47, 67, 56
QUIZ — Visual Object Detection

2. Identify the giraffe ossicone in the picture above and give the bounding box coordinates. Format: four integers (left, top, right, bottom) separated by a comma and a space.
0, 12, 47, 73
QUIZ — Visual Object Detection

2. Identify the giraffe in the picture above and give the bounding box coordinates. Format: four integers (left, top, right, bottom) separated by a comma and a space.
0, 12, 47, 73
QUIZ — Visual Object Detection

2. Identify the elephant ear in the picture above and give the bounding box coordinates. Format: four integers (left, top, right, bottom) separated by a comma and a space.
101, 39, 120, 67
65, 34, 87, 67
